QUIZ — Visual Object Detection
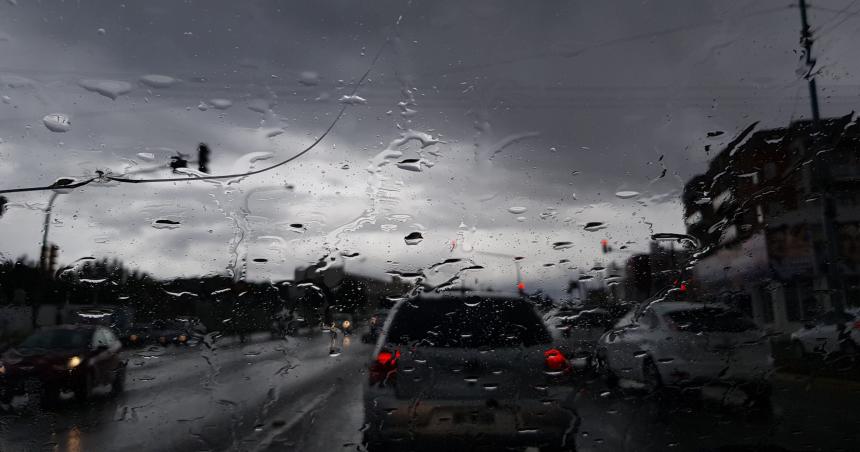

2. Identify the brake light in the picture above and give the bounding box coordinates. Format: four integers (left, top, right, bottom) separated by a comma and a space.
544, 348, 571, 373
369, 349, 400, 386
853, 320, 860, 330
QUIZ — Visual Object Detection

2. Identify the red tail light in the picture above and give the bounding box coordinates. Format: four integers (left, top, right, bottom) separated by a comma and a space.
853, 320, 860, 330
369, 349, 400, 386
544, 348, 571, 373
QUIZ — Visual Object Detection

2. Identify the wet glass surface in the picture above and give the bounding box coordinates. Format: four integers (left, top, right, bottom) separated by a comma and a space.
2, 1, 860, 451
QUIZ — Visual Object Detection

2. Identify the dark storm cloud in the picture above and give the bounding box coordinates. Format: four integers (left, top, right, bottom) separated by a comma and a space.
2, 0, 859, 291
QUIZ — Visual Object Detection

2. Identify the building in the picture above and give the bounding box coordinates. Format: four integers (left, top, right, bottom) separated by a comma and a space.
684, 114, 860, 335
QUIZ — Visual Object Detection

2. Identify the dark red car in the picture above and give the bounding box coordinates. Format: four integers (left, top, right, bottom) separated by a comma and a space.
0, 325, 126, 406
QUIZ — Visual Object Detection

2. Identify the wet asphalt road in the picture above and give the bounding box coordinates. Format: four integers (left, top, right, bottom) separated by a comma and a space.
2, 335, 860, 452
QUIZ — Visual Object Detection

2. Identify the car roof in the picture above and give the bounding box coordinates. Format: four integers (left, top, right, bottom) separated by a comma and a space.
41, 324, 98, 332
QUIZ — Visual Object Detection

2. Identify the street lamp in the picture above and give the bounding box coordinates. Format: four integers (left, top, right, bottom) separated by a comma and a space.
38, 178, 75, 274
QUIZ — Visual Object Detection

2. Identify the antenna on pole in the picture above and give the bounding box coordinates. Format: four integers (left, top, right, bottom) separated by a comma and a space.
798, 0, 821, 122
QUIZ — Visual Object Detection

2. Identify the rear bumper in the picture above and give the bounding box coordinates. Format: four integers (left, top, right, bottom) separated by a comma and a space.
364, 396, 577, 448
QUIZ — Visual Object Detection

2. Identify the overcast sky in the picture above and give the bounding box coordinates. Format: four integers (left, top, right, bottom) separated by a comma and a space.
2, 0, 859, 297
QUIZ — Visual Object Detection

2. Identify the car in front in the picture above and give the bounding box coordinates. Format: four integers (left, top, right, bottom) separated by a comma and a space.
0, 325, 125, 407
596, 302, 773, 406
363, 292, 578, 451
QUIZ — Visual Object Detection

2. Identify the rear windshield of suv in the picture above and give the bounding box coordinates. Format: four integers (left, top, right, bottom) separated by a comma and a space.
18, 329, 91, 350
665, 308, 758, 333
386, 295, 551, 348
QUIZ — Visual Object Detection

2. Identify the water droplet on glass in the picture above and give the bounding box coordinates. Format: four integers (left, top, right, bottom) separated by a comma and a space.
583, 222, 606, 232
404, 232, 423, 245
139, 74, 177, 88
96, 27, 106, 35
209, 98, 232, 110
552, 241, 573, 250
252, 258, 268, 263
615, 190, 640, 199
79, 79, 132, 100
516, 216, 527, 222
396, 158, 423, 172
380, 224, 397, 232
299, 71, 319, 86
137, 152, 155, 161
508, 206, 527, 214
42, 114, 71, 132
338, 94, 367, 105
152, 219, 181, 229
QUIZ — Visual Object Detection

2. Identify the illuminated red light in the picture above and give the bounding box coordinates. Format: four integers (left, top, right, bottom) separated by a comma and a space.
544, 348, 570, 372
517, 282, 525, 290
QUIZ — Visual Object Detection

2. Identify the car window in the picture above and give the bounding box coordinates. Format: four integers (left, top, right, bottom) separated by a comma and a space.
18, 329, 91, 350
386, 296, 551, 347
665, 308, 758, 333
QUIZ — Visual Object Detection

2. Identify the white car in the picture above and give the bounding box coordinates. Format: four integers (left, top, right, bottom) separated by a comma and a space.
363, 292, 578, 452
596, 302, 773, 402
790, 309, 860, 357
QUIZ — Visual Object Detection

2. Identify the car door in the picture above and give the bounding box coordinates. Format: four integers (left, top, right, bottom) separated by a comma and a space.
606, 310, 654, 380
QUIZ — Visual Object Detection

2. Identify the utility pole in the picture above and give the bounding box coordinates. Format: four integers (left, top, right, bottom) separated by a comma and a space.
39, 191, 60, 274
798, 0, 843, 310
798, 0, 820, 122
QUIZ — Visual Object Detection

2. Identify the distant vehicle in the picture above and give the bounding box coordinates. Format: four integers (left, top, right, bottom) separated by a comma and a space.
596, 302, 773, 406
557, 308, 615, 368
363, 292, 577, 451
361, 310, 390, 344
125, 319, 193, 347
0, 325, 125, 406
790, 309, 860, 358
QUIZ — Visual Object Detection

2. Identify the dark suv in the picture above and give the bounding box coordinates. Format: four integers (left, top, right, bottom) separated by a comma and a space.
363, 292, 578, 451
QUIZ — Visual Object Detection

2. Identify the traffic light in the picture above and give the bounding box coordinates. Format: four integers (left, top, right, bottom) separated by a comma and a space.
198, 143, 210, 173
170, 153, 188, 172
0, 195, 6, 217
601, 239, 610, 253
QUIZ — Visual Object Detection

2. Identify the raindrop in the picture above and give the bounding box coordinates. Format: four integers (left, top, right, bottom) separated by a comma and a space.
483, 383, 499, 391
404, 232, 424, 245
341, 251, 360, 258
463, 377, 478, 383
152, 219, 181, 229
338, 94, 367, 105
137, 152, 155, 161
79, 79, 132, 100
289, 223, 304, 229
591, 266, 605, 271
139, 74, 178, 88
552, 241, 573, 250
633, 351, 647, 358
298, 71, 319, 86
583, 222, 606, 232
381, 224, 397, 232
96, 28, 106, 35
42, 114, 71, 133
209, 98, 232, 110
252, 258, 268, 263
579, 274, 593, 281
615, 191, 640, 199
508, 206, 527, 214
396, 158, 422, 172
247, 98, 270, 113
516, 216, 527, 222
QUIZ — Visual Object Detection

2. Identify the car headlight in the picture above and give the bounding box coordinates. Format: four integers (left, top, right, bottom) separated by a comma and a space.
0, 362, 6, 375
129, 334, 139, 342
342, 320, 351, 329
178, 335, 188, 342
67, 356, 82, 369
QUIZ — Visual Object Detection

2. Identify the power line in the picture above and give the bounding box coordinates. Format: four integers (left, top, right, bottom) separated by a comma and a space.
0, 37, 391, 195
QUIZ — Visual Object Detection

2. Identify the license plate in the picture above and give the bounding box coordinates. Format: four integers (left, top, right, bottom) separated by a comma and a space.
428, 408, 516, 433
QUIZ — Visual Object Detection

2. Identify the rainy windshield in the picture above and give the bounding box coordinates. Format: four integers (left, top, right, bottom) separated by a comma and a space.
2, 1, 860, 451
